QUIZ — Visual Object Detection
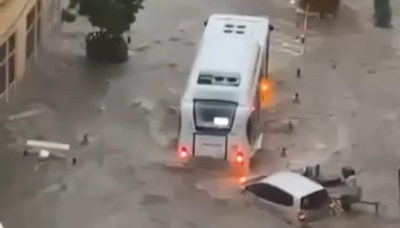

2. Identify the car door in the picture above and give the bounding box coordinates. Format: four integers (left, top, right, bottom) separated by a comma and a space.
245, 183, 293, 223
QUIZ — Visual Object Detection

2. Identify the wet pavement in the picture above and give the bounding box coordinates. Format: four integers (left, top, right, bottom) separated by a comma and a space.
1, 0, 400, 227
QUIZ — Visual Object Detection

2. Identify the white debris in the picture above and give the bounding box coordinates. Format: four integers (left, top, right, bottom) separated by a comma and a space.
39, 149, 50, 159
131, 98, 156, 112
132, 44, 151, 52
26, 140, 70, 151
314, 142, 327, 150
7, 109, 41, 121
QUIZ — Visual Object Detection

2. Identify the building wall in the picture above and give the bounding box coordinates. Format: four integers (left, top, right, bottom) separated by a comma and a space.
0, 0, 60, 101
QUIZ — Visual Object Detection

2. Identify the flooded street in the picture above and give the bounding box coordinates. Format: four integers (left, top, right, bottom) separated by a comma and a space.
1, 0, 400, 227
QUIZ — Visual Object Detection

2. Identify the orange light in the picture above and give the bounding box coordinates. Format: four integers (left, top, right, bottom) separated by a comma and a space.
235, 153, 244, 163
259, 78, 275, 108
262, 83, 269, 91
239, 176, 247, 184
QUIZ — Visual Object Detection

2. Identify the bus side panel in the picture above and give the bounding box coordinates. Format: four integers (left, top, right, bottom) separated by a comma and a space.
178, 102, 195, 156
228, 107, 252, 163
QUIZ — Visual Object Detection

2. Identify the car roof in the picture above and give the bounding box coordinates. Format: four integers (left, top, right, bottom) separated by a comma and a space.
258, 171, 324, 198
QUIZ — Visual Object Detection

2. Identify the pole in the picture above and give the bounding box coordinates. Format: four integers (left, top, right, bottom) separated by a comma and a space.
300, 3, 309, 55
398, 169, 400, 217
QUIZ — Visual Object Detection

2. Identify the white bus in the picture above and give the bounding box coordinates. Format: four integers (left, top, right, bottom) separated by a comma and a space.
177, 14, 273, 176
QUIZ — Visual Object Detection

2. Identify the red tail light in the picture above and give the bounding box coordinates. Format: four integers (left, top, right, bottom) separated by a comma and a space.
235, 153, 244, 163
298, 211, 306, 221
179, 147, 189, 158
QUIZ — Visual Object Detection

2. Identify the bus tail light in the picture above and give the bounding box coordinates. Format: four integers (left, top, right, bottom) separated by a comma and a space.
235, 153, 244, 164
297, 211, 306, 221
179, 147, 189, 158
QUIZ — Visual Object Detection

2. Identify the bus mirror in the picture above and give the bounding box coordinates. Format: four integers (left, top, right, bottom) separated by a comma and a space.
269, 24, 274, 31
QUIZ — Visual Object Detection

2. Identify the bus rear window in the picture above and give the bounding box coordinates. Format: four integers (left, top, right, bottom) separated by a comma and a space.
300, 189, 330, 210
194, 100, 237, 132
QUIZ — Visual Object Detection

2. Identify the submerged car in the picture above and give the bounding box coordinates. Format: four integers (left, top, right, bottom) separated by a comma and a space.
242, 171, 332, 226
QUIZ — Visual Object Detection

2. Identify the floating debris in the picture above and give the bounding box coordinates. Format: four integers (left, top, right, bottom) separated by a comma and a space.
168, 63, 178, 68
81, 133, 90, 145
292, 93, 300, 103
331, 60, 337, 69
133, 44, 152, 52
130, 98, 156, 112
281, 147, 287, 157
7, 109, 41, 121
169, 37, 181, 42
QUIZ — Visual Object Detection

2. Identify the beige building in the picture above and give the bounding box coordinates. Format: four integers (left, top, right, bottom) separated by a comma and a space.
0, 0, 60, 102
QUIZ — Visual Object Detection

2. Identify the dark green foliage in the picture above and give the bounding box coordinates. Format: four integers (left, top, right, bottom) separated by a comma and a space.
61, 9, 77, 22
374, 0, 392, 28
63, 0, 144, 35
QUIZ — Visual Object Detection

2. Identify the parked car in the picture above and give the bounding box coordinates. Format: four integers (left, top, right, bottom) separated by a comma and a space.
242, 171, 332, 226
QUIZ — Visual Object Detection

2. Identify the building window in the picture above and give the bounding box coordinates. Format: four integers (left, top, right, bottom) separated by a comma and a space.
0, 43, 6, 62
7, 34, 16, 84
0, 59, 5, 95
0, 32, 16, 95
1, 42, 7, 94
26, 6, 36, 59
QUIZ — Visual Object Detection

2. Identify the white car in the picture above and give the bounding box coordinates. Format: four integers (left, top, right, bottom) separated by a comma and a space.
242, 171, 332, 226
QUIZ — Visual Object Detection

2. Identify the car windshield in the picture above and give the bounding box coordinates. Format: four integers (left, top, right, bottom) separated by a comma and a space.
300, 189, 330, 210
194, 100, 237, 132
